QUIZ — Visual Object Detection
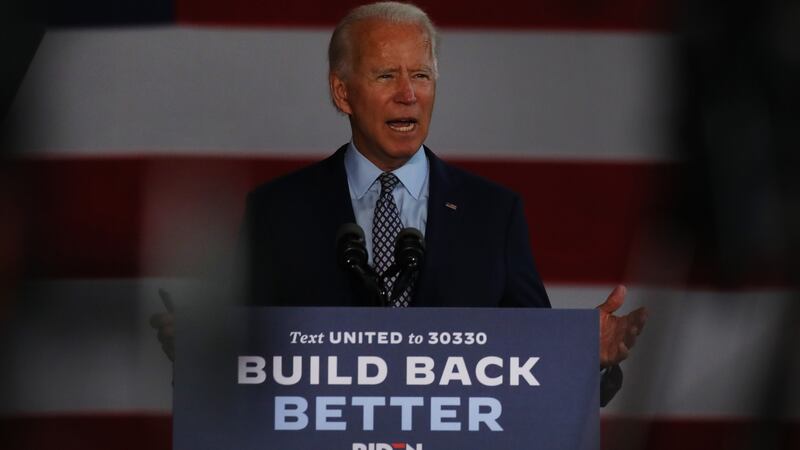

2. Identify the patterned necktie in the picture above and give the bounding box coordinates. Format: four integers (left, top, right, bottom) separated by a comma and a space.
372, 172, 410, 307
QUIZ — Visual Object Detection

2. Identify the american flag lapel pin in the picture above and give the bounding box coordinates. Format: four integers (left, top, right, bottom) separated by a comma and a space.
445, 202, 458, 211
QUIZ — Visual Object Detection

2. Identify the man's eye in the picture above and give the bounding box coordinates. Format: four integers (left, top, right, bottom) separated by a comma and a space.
378, 74, 393, 80
414, 73, 431, 80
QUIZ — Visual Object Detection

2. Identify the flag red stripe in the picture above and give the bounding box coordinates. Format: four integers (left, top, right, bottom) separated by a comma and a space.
175, 0, 674, 31
5, 156, 788, 287
0, 414, 172, 450
2, 414, 798, 450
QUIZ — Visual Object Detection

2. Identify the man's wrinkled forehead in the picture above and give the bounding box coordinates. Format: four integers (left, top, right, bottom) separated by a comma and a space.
349, 19, 433, 65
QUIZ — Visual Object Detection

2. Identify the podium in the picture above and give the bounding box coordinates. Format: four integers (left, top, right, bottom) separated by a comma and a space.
174, 307, 598, 450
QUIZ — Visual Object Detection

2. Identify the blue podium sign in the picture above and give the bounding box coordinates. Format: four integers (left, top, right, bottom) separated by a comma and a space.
174, 307, 598, 450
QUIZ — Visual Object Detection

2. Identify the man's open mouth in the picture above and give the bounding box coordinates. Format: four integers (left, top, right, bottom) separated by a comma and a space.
386, 118, 418, 132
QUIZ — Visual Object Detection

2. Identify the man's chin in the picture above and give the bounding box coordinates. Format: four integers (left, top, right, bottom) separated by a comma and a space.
387, 147, 422, 161
372, 148, 419, 171
353, 134, 425, 170
386, 137, 425, 156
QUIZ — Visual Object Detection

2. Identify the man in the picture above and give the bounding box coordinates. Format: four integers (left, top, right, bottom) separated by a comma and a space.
152, 1, 646, 404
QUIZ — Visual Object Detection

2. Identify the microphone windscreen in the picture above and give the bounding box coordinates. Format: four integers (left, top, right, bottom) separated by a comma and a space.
336, 222, 365, 244
396, 227, 425, 249
336, 223, 368, 268
395, 227, 425, 267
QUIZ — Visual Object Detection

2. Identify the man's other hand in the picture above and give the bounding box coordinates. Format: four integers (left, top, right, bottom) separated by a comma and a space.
597, 285, 647, 367
149, 312, 175, 362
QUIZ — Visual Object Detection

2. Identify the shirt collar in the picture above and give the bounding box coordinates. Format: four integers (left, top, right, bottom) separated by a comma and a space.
344, 141, 428, 200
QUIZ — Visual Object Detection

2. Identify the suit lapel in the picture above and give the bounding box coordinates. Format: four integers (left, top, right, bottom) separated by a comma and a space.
415, 148, 463, 306
318, 145, 360, 305
321, 144, 357, 226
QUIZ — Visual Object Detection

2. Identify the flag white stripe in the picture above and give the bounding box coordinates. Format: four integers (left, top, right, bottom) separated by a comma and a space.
9, 27, 673, 161
4, 280, 798, 419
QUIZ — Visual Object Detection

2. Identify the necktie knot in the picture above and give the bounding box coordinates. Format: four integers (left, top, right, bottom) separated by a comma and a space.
379, 172, 400, 195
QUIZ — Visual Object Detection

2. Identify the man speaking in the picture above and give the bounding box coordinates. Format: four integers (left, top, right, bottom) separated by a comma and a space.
152, 1, 647, 403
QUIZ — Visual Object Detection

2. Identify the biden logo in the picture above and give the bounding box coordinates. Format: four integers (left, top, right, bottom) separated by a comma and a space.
352, 443, 422, 450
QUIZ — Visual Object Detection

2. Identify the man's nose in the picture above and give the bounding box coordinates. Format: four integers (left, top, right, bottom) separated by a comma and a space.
394, 74, 417, 104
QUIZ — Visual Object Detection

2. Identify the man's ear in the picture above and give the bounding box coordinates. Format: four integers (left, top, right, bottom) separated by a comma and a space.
329, 72, 352, 115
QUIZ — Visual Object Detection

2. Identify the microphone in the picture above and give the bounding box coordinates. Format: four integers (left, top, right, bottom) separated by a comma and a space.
336, 223, 368, 269
389, 227, 425, 301
395, 227, 425, 269
336, 223, 382, 305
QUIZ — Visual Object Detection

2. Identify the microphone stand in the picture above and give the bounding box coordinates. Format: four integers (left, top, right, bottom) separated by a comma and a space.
337, 224, 384, 306
384, 228, 425, 305
337, 224, 425, 307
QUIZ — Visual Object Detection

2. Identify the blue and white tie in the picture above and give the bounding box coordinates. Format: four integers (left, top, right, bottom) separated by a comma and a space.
372, 172, 410, 307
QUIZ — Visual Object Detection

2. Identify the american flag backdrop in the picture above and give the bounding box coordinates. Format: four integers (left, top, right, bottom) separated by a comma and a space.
2, 1, 799, 449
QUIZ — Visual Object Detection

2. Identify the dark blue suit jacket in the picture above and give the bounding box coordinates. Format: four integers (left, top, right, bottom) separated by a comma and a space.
242, 144, 550, 309
240, 144, 622, 405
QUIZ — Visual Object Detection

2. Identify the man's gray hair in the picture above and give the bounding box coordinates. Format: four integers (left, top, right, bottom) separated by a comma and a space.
328, 1, 439, 78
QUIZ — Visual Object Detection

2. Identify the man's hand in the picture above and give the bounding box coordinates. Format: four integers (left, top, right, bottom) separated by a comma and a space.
597, 285, 647, 367
149, 312, 175, 362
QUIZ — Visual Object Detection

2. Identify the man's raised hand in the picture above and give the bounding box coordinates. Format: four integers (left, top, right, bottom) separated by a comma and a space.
149, 312, 175, 362
150, 289, 176, 362
597, 285, 648, 367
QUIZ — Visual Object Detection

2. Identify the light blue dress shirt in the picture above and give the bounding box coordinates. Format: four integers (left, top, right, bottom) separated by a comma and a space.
344, 142, 429, 266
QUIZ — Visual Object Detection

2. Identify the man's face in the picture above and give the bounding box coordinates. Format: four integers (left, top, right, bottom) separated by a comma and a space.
330, 20, 436, 171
